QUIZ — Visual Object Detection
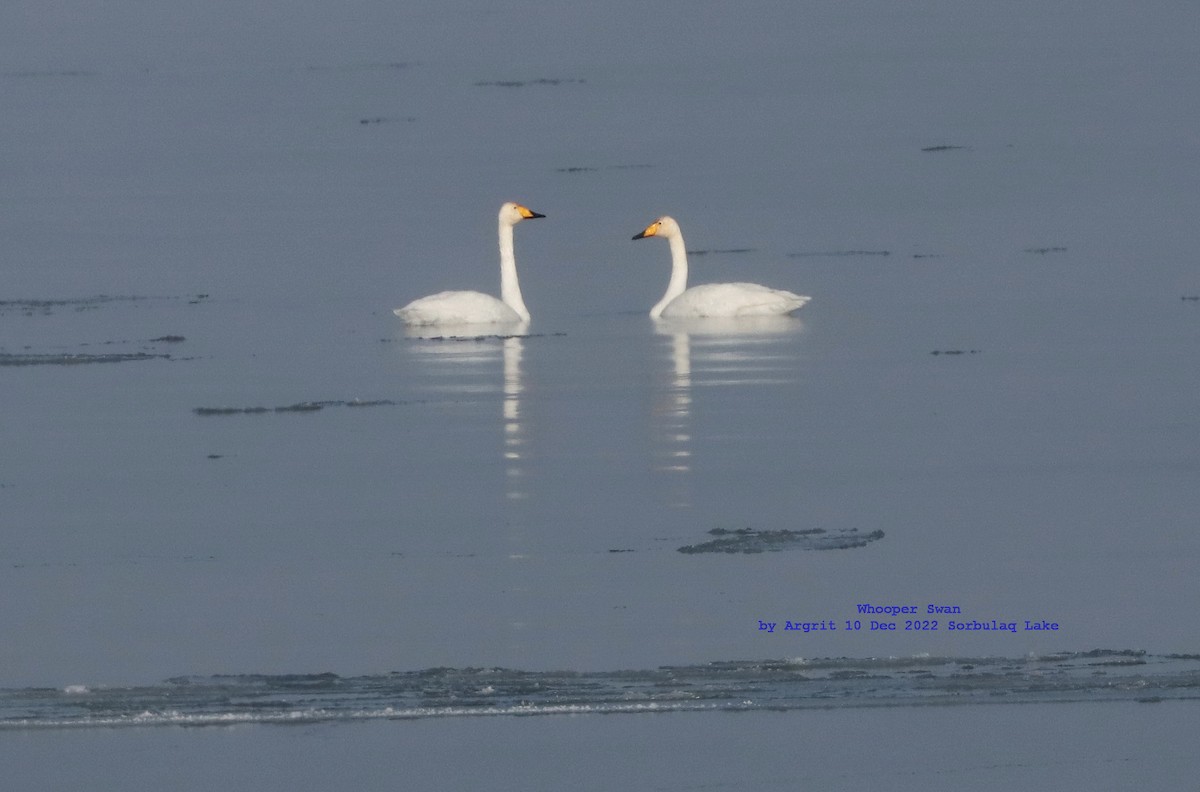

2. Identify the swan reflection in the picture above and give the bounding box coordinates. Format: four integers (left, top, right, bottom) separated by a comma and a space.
502, 335, 526, 500
657, 331, 692, 474
404, 324, 529, 501
651, 316, 804, 507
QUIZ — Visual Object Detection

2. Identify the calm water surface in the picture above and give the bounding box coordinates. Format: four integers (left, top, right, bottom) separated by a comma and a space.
2, 2, 1199, 788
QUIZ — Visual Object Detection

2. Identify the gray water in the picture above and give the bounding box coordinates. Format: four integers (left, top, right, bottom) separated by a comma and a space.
2, 1, 1199, 788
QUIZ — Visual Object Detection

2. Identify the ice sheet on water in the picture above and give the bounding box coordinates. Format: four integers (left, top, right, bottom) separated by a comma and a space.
2, 650, 1194, 730
677, 527, 885, 554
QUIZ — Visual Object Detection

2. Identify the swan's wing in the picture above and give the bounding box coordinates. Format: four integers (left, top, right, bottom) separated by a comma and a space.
394, 290, 523, 325
662, 283, 810, 318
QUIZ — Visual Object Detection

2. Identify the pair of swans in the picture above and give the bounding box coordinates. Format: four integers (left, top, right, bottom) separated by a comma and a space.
393, 202, 810, 326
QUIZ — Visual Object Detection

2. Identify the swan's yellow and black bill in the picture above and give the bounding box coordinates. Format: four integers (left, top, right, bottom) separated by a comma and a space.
517, 205, 546, 219
632, 221, 660, 240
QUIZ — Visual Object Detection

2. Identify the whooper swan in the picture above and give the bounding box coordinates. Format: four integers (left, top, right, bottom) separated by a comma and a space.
633, 216, 809, 319
395, 202, 545, 325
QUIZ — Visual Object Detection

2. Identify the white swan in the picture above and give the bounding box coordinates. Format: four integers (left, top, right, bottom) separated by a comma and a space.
394, 202, 545, 325
632, 216, 810, 319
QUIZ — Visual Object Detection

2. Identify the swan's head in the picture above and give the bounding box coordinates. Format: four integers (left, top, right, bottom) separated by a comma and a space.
632, 216, 681, 241
500, 201, 546, 226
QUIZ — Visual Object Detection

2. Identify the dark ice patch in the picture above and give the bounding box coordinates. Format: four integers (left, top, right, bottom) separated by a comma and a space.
678, 527, 884, 554
555, 164, 652, 174
0, 294, 209, 317
0, 352, 168, 366
788, 250, 891, 259
359, 116, 416, 125
193, 399, 413, 416
475, 78, 586, 88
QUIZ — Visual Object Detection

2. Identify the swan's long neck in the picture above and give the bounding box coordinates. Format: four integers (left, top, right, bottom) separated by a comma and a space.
498, 221, 530, 322
650, 233, 689, 319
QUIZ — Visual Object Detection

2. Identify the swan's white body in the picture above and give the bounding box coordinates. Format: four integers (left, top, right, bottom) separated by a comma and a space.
395, 202, 543, 326
633, 216, 809, 319
396, 289, 523, 325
